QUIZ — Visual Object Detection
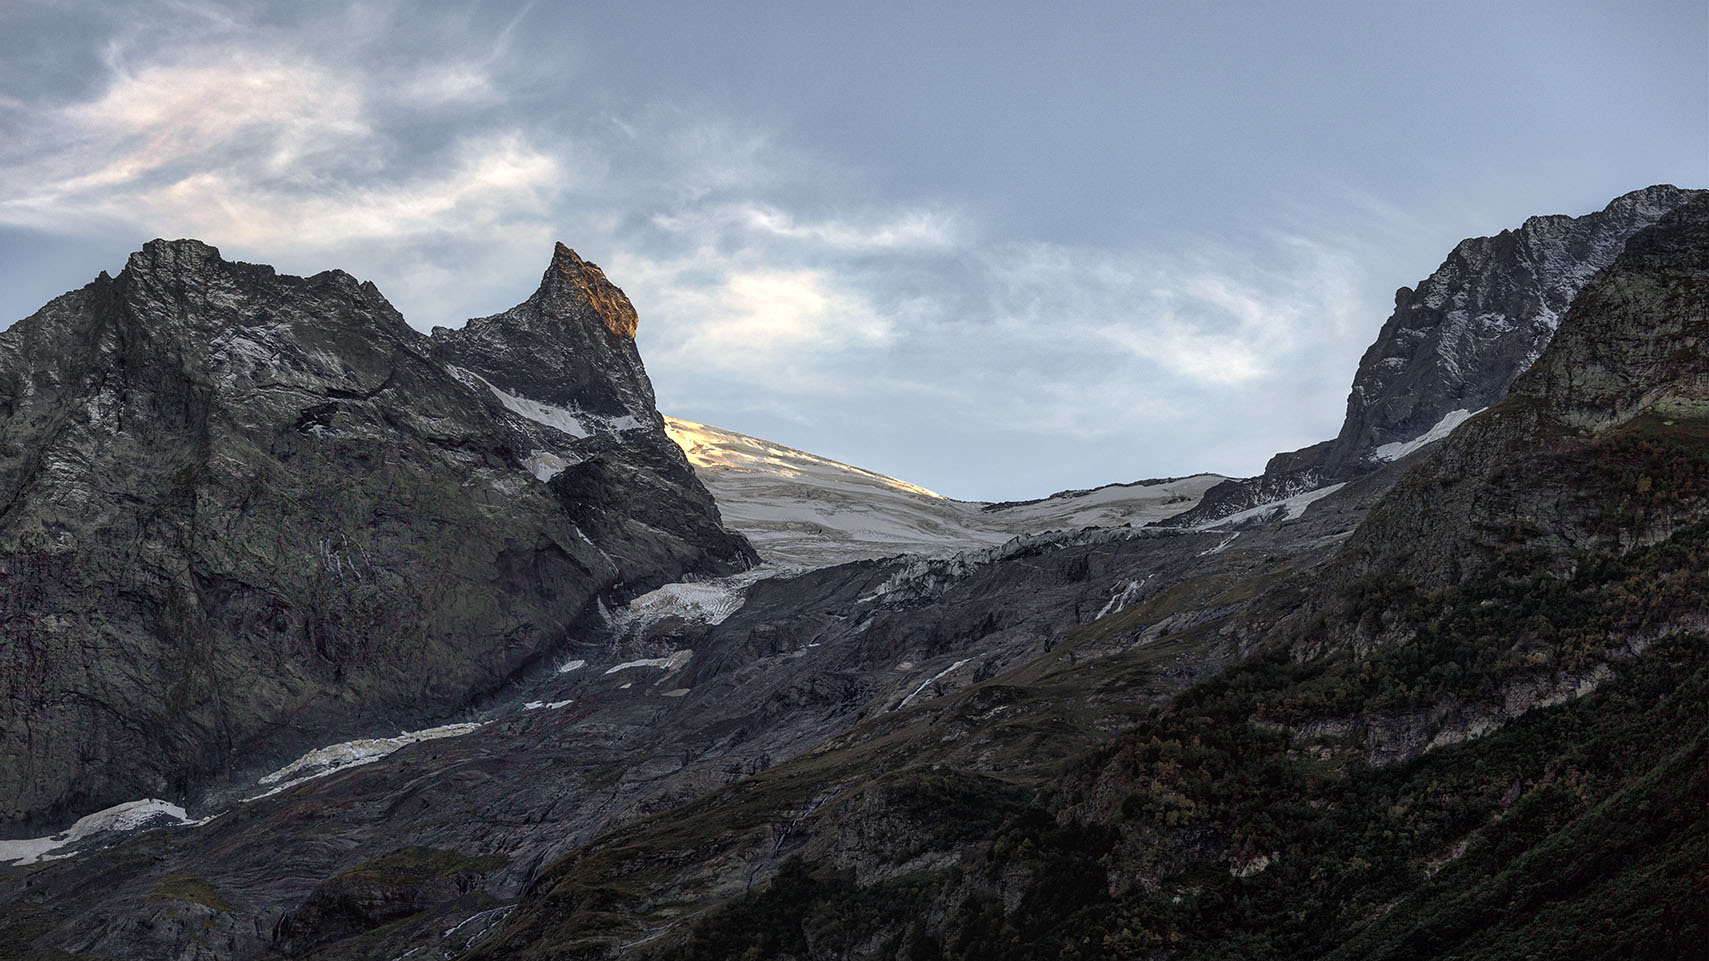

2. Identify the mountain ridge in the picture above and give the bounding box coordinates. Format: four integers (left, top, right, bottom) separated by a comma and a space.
0, 237, 752, 831
1167, 183, 1704, 528
466, 192, 1709, 961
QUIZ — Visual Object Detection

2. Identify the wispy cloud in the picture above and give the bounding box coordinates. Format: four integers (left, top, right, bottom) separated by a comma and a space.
2, 56, 365, 210
948, 237, 1364, 439
654, 202, 960, 252
614, 249, 903, 395
0, 0, 1403, 496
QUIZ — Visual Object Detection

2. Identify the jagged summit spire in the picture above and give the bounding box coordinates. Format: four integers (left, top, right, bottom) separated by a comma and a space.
543, 242, 638, 339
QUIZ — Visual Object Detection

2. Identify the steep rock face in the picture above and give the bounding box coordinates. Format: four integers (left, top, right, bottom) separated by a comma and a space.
1334, 194, 1709, 591
432, 245, 758, 582
1166, 185, 1701, 528
0, 240, 752, 830
1517, 200, 1709, 428
432, 244, 652, 419
1319, 183, 1698, 477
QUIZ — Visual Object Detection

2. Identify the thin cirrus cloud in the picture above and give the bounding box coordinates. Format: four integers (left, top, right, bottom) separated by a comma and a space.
964, 237, 1365, 427
613, 252, 902, 393
1, 57, 365, 224
0, 53, 562, 251
724, 203, 959, 252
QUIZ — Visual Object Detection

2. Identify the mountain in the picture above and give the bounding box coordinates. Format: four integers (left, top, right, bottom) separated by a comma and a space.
666, 416, 1225, 567
0, 240, 753, 832
469, 196, 1709, 961
1169, 184, 1703, 527
0, 193, 1703, 961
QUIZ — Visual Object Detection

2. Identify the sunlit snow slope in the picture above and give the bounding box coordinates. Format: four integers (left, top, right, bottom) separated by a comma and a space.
666, 417, 1225, 567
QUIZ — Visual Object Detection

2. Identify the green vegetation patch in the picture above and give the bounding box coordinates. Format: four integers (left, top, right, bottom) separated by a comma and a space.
146, 875, 234, 912
343, 846, 508, 883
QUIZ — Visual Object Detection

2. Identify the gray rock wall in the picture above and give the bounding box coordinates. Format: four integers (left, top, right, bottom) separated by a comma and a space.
0, 239, 753, 830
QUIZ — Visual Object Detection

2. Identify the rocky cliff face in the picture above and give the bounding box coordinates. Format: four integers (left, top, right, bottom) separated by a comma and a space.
0, 240, 753, 830
1167, 184, 1702, 528
1319, 183, 1698, 476
432, 245, 757, 581
1331, 193, 1709, 592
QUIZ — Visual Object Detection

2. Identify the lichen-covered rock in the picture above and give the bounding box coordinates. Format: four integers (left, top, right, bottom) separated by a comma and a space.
0, 239, 753, 830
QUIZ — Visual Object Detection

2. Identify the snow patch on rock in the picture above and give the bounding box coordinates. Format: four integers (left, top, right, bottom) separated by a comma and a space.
1194, 483, 1348, 531
1374, 408, 1483, 462
523, 450, 572, 482
0, 799, 197, 865
484, 383, 589, 438
248, 722, 485, 800
523, 699, 575, 711
896, 659, 971, 711
608, 566, 785, 638
604, 649, 693, 675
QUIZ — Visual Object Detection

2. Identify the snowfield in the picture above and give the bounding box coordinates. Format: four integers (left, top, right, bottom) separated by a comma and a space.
247, 722, 486, 800
666, 417, 1225, 567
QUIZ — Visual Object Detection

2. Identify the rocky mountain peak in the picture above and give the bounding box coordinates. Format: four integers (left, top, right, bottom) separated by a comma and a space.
548, 242, 639, 339
1513, 194, 1709, 427
1332, 197, 1709, 592
126, 237, 222, 273
0, 239, 753, 831
432, 244, 655, 416
1317, 184, 1701, 475
1163, 185, 1704, 529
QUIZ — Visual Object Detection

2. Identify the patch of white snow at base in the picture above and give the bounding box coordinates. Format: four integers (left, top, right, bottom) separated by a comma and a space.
523, 699, 575, 711
895, 659, 970, 711
557, 659, 587, 674
604, 650, 693, 675
1197, 483, 1348, 530
1374, 408, 1484, 462
247, 722, 485, 801
608, 565, 786, 637
0, 799, 194, 865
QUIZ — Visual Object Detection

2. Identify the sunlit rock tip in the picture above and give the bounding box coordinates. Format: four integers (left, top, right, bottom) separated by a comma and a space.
546, 241, 638, 338
127, 237, 222, 270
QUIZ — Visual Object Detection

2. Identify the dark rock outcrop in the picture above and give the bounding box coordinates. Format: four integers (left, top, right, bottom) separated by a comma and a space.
0, 239, 753, 831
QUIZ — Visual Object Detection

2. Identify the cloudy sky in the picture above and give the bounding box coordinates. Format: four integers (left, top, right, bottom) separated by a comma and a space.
1, 0, 1702, 500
